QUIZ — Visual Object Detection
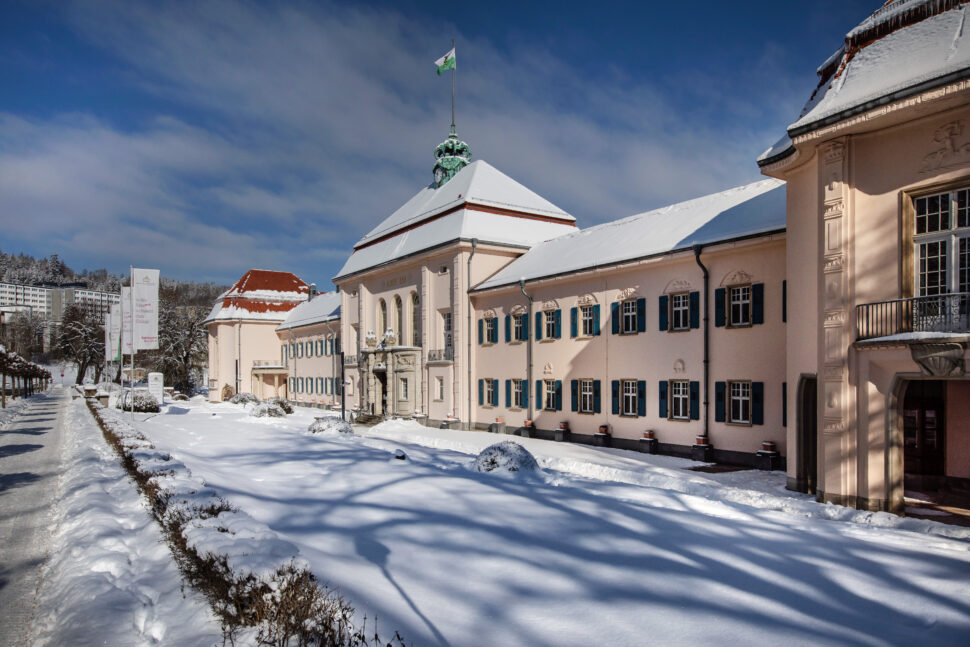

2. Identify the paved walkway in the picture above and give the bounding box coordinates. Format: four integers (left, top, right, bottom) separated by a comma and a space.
0, 389, 67, 647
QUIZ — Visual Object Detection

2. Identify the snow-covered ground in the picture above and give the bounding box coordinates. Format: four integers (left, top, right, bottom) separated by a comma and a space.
31, 395, 222, 647
128, 400, 970, 646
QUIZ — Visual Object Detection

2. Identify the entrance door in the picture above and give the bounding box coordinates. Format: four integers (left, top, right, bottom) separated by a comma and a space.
796, 376, 818, 494
903, 381, 945, 488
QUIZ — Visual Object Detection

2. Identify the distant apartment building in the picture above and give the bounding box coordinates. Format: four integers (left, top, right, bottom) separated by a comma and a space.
0, 282, 121, 323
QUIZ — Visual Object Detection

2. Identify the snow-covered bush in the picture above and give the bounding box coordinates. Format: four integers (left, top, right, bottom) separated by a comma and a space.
114, 390, 160, 413
229, 392, 258, 405
172, 393, 190, 401
308, 417, 353, 435
473, 441, 539, 474
246, 401, 286, 418
265, 396, 293, 414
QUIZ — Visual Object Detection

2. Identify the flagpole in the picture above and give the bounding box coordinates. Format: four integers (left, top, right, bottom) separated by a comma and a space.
451, 38, 455, 129
130, 265, 135, 420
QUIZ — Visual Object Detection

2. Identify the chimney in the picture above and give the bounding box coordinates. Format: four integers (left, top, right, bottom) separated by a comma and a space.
308, 283, 318, 301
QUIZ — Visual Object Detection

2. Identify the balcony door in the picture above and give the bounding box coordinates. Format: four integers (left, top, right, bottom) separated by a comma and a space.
902, 380, 945, 489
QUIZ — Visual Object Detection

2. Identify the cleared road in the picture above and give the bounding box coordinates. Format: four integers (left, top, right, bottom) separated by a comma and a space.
0, 389, 67, 647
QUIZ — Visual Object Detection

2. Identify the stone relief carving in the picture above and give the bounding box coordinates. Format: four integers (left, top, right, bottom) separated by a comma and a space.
616, 287, 637, 300
920, 121, 970, 173
664, 279, 692, 294
577, 293, 597, 305
483, 308, 496, 319
394, 353, 415, 370
542, 300, 559, 311
543, 362, 554, 376
910, 343, 966, 377
720, 269, 752, 287
509, 304, 526, 315
673, 359, 686, 374
823, 141, 845, 163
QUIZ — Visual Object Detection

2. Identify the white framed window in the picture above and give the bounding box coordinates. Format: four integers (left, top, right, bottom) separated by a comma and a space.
729, 381, 751, 424
544, 311, 556, 338
670, 380, 689, 420
512, 379, 524, 409
400, 377, 409, 400
913, 188, 970, 295
671, 293, 690, 331
435, 376, 445, 401
622, 380, 638, 417
544, 379, 556, 410
621, 300, 637, 334
411, 293, 421, 346
729, 285, 751, 327
513, 313, 525, 341
485, 317, 497, 343
579, 379, 594, 413
581, 305, 595, 336
485, 378, 496, 406
442, 311, 453, 348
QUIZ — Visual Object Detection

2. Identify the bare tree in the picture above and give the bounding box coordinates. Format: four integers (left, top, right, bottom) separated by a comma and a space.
151, 294, 208, 392
54, 305, 105, 384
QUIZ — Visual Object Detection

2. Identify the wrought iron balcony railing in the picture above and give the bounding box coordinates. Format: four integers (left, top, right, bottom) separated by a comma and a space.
427, 347, 454, 362
855, 292, 970, 341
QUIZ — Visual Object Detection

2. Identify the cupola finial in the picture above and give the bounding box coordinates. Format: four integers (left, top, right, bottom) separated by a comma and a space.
432, 126, 471, 188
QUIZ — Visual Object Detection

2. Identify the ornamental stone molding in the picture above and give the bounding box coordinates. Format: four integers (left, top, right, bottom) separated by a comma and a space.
720, 269, 753, 287
920, 121, 970, 174
577, 293, 597, 306
483, 308, 496, 319
823, 141, 845, 164
541, 300, 559, 311
673, 359, 686, 374
910, 342, 966, 377
509, 304, 527, 315
543, 362, 554, 376
616, 287, 638, 300
663, 279, 692, 294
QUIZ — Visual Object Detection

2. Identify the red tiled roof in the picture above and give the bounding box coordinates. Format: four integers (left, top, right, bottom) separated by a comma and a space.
226, 269, 309, 296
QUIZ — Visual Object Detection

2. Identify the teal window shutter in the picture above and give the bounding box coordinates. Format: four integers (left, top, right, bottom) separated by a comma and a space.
689, 381, 700, 420
752, 382, 764, 424
611, 302, 620, 334
570, 307, 578, 337
554, 309, 562, 338
593, 380, 601, 413
492, 379, 500, 406
505, 379, 511, 408
659, 295, 669, 331
752, 283, 764, 325
505, 314, 511, 343
535, 312, 543, 340
659, 380, 668, 418
689, 292, 700, 329
714, 289, 726, 327
637, 380, 646, 417
478, 379, 483, 406
592, 304, 601, 335
570, 380, 578, 412
555, 380, 562, 411
636, 298, 646, 333
478, 319, 484, 344
522, 314, 529, 340
611, 380, 619, 415
715, 382, 726, 421
522, 380, 529, 409
536, 380, 543, 408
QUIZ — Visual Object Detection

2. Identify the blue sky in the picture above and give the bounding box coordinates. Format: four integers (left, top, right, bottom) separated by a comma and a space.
0, 0, 877, 286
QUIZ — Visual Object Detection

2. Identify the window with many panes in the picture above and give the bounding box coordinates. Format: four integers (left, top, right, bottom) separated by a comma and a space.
914, 188, 970, 295
729, 285, 751, 326
581, 305, 595, 336
544, 379, 556, 410
729, 381, 751, 424
512, 379, 524, 408
442, 311, 453, 348
670, 380, 689, 419
621, 300, 637, 333
435, 376, 445, 401
545, 311, 556, 338
622, 380, 638, 416
485, 379, 496, 406
671, 293, 690, 330
513, 313, 525, 341
579, 379, 594, 413
400, 377, 408, 400
485, 317, 497, 343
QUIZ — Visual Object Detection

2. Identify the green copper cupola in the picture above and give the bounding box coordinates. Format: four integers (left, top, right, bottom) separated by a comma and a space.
432, 125, 471, 188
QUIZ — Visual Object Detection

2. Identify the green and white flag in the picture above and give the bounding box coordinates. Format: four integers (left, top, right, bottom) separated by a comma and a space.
435, 47, 455, 75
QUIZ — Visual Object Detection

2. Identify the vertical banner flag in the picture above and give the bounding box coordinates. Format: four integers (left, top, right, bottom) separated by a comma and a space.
104, 310, 112, 361
133, 268, 160, 350
121, 287, 133, 355
109, 304, 122, 362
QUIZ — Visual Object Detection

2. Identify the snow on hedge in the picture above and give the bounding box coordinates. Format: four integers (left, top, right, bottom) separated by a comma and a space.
246, 401, 287, 418
473, 441, 539, 474
308, 416, 353, 435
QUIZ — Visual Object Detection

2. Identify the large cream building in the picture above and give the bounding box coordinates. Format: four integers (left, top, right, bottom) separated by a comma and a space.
208, 1, 970, 515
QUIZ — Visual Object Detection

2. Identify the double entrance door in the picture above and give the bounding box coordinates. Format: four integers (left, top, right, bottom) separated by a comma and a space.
903, 380, 945, 488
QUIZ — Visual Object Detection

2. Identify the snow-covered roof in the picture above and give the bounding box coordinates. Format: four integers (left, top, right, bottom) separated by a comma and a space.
760, 0, 970, 164
335, 160, 576, 280
475, 179, 786, 291
205, 269, 309, 324
276, 292, 342, 331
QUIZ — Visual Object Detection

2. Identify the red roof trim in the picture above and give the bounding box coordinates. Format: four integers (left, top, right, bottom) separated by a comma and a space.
353, 203, 576, 252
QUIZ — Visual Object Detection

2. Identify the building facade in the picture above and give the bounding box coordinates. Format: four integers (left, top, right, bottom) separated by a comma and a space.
759, 1, 970, 511
275, 292, 343, 407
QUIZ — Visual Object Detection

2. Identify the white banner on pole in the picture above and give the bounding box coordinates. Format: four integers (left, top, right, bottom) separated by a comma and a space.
109, 304, 122, 362
121, 287, 133, 355
133, 268, 160, 350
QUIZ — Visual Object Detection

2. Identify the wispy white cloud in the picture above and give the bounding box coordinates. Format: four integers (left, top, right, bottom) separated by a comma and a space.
2, 0, 807, 284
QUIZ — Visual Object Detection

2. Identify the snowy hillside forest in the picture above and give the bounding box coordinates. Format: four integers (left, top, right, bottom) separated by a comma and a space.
0, 249, 227, 305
